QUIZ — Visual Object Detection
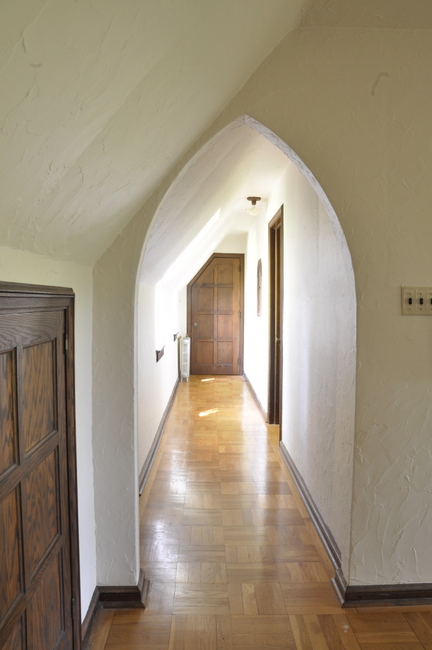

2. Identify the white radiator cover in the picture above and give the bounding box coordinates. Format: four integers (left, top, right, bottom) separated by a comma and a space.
180, 336, 190, 381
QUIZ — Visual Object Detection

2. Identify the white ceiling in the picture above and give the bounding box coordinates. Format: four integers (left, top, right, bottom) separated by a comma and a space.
140, 121, 290, 286
2, 0, 431, 268
0, 0, 312, 264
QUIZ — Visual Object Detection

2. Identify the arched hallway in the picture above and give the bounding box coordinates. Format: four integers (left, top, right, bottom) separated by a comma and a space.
87, 376, 432, 649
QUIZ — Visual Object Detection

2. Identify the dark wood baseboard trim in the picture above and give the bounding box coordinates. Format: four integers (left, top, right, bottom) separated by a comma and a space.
98, 569, 149, 609
81, 586, 100, 645
279, 441, 342, 572
279, 442, 432, 608
139, 378, 179, 495
340, 580, 432, 608
81, 570, 149, 644
243, 373, 267, 422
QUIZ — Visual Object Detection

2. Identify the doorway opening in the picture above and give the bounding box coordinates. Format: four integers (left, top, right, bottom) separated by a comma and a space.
268, 206, 283, 429
135, 115, 356, 579
187, 253, 244, 375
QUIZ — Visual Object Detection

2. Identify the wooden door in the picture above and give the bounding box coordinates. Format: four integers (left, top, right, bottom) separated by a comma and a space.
188, 254, 244, 375
0, 284, 80, 650
268, 208, 283, 428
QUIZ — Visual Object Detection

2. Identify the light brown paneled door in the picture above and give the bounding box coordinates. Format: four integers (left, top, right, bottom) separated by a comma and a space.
0, 284, 80, 650
188, 254, 244, 375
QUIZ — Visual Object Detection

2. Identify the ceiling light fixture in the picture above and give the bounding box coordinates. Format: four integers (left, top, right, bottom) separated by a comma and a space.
246, 196, 261, 216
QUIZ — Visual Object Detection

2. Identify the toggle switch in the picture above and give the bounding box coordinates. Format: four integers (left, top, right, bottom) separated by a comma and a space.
402, 286, 432, 315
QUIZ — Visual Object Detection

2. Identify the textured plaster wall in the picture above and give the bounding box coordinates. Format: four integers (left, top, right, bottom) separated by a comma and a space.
275, 166, 355, 575
0, 247, 95, 618
243, 165, 355, 576
93, 25, 432, 586
137, 282, 180, 474
243, 203, 270, 411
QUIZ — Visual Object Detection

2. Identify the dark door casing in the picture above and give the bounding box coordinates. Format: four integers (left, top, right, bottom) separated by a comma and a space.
268, 207, 283, 429
0, 283, 80, 650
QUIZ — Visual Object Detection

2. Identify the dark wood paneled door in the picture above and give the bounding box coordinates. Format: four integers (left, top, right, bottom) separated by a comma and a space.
188, 254, 244, 375
0, 284, 80, 649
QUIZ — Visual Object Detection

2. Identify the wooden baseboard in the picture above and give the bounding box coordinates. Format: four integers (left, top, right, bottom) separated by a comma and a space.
81, 586, 100, 645
243, 373, 267, 421
82, 570, 149, 645
98, 569, 149, 609
279, 442, 342, 572
340, 580, 432, 608
139, 378, 179, 495
279, 442, 432, 608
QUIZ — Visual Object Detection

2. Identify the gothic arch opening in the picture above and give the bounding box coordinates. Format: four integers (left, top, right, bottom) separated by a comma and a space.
135, 116, 356, 577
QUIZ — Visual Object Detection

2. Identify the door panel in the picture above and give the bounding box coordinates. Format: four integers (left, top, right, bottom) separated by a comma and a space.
3, 617, 24, 650
217, 314, 232, 338
0, 291, 78, 650
22, 341, 56, 453
198, 288, 213, 311
0, 350, 17, 478
197, 341, 214, 365
197, 314, 214, 339
217, 287, 233, 311
25, 449, 60, 576
216, 341, 233, 365
27, 551, 64, 649
188, 254, 243, 375
0, 487, 22, 621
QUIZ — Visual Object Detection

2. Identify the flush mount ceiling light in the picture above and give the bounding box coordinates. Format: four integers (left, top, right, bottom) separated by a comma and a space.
246, 196, 261, 216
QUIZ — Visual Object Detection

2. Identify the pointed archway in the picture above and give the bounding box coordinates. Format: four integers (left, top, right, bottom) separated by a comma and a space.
134, 115, 356, 588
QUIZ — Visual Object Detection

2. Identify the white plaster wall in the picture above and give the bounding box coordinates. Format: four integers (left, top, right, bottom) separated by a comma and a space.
0, 246, 96, 619
92, 25, 432, 587
137, 282, 180, 474
273, 166, 355, 574
242, 165, 355, 575
243, 205, 271, 411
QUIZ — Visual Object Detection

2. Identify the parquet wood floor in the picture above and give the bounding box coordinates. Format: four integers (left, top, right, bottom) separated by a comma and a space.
87, 376, 432, 649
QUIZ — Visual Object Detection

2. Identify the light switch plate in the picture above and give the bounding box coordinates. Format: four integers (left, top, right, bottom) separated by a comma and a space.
401, 286, 432, 315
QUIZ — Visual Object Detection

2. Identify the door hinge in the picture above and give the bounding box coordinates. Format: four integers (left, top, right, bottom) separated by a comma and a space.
71, 597, 75, 619
64, 332, 69, 355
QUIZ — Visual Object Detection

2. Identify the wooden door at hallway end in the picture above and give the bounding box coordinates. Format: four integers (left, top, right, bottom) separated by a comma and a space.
0, 283, 80, 650
188, 254, 244, 375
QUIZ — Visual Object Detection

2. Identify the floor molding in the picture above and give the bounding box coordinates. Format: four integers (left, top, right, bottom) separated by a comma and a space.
98, 569, 150, 609
339, 580, 432, 608
243, 373, 267, 421
279, 441, 432, 608
279, 440, 347, 605
139, 378, 180, 495
279, 441, 342, 571
81, 570, 149, 645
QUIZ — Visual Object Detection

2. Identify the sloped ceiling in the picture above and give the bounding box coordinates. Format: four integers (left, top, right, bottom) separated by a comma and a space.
0, 0, 313, 264
140, 121, 289, 286
2, 0, 431, 267
301, 0, 432, 29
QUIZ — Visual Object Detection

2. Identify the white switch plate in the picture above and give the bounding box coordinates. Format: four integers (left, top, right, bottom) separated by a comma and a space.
401, 286, 432, 315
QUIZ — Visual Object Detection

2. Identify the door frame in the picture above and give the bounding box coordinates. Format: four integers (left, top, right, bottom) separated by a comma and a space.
268, 207, 284, 430
0, 281, 81, 649
187, 253, 244, 375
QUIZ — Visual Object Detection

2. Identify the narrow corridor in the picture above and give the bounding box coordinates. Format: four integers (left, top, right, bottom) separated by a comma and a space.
88, 376, 432, 649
